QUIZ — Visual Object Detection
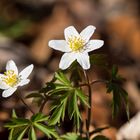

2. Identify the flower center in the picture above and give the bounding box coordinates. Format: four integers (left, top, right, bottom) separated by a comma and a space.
68, 36, 85, 52
2, 70, 20, 87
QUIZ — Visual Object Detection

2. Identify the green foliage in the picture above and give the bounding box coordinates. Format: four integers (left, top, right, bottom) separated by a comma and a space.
106, 66, 129, 119
58, 126, 110, 140
47, 71, 89, 129
5, 112, 58, 140
29, 127, 36, 140
58, 132, 86, 140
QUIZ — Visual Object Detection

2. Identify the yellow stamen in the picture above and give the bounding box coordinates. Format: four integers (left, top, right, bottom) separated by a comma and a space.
2, 70, 19, 87
68, 36, 85, 52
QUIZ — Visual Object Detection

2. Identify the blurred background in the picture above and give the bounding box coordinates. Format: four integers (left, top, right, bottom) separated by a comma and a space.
0, 0, 140, 139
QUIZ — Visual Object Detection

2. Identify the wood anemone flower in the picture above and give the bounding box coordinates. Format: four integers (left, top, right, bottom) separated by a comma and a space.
48, 25, 104, 70
0, 60, 33, 98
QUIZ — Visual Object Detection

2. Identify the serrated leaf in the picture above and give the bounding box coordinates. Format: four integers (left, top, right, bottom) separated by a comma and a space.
49, 104, 63, 125
5, 118, 30, 128
68, 91, 76, 119
75, 89, 89, 107
34, 123, 58, 139
72, 91, 81, 129
8, 126, 28, 140
59, 132, 82, 140
107, 82, 129, 119
31, 113, 48, 123
17, 126, 28, 140
29, 127, 36, 140
55, 71, 71, 86
49, 93, 68, 125
48, 83, 71, 95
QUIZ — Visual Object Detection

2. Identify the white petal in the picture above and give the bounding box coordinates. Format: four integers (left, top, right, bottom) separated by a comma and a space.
0, 81, 9, 89
48, 40, 71, 52
2, 87, 17, 98
86, 40, 104, 52
18, 79, 30, 86
59, 53, 76, 70
19, 64, 33, 79
64, 26, 80, 41
76, 52, 90, 70
80, 25, 96, 43
0, 74, 9, 89
0, 74, 6, 79
6, 60, 18, 74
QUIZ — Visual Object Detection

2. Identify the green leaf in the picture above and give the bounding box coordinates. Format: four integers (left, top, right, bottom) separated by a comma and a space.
12, 110, 17, 118
8, 126, 28, 140
49, 93, 68, 125
34, 123, 58, 139
59, 132, 81, 140
106, 66, 129, 119
55, 71, 71, 86
17, 126, 28, 140
5, 118, 30, 128
9, 128, 14, 140
75, 89, 89, 107
68, 91, 81, 129
31, 113, 48, 123
58, 132, 88, 140
112, 65, 118, 77
48, 83, 71, 95
29, 127, 36, 140
49, 104, 64, 125
68, 91, 76, 119
92, 135, 110, 140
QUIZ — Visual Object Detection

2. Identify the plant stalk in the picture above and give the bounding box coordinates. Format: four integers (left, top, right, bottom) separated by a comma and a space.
83, 70, 92, 139
39, 99, 47, 113
16, 92, 35, 114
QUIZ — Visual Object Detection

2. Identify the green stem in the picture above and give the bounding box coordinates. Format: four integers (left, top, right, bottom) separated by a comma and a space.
83, 70, 91, 139
16, 92, 35, 115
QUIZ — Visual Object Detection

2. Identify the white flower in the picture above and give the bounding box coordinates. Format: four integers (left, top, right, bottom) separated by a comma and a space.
48, 25, 104, 70
0, 60, 34, 98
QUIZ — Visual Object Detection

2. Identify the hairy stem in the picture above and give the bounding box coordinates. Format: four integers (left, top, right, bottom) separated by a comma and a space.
16, 92, 35, 114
